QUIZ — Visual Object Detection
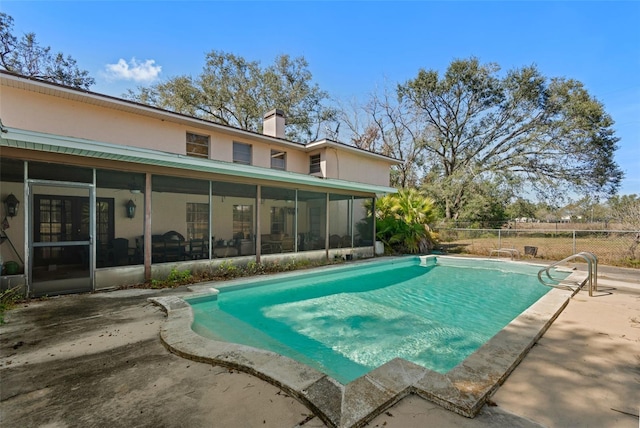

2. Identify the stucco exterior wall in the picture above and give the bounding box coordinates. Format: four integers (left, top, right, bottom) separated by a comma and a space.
324, 148, 392, 188
2, 87, 184, 153
1, 85, 396, 187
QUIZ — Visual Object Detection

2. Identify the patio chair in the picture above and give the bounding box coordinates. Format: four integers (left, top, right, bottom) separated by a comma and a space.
189, 238, 207, 259
261, 234, 275, 254
329, 234, 341, 249
281, 236, 295, 252
163, 239, 185, 262
108, 238, 131, 266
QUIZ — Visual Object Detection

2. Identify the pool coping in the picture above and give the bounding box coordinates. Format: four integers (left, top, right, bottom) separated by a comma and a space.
149, 256, 587, 428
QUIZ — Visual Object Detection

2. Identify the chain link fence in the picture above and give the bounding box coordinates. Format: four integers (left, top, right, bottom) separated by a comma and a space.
433, 228, 640, 268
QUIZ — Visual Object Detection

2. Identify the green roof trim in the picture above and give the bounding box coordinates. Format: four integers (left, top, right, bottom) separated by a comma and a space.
1, 127, 397, 195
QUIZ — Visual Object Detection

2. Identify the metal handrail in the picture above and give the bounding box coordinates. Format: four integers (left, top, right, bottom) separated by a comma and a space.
538, 252, 598, 296
490, 248, 520, 260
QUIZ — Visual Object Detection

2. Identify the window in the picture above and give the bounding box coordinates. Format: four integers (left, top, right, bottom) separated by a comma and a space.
271, 150, 286, 170
233, 142, 252, 165
310, 206, 322, 237
309, 153, 321, 174
233, 204, 253, 238
270, 207, 285, 234
186, 203, 209, 240
186, 132, 209, 159
96, 200, 114, 246
33, 195, 113, 263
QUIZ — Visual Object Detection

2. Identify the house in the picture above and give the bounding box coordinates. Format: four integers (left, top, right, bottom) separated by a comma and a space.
0, 71, 400, 297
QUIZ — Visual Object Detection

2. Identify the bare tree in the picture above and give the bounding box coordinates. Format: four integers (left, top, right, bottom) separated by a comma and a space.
609, 194, 640, 258
337, 84, 427, 188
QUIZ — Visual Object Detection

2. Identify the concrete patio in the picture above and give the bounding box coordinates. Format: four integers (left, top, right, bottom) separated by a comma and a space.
1, 264, 638, 427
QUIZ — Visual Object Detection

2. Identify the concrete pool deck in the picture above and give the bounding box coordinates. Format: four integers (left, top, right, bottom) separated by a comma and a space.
1, 262, 638, 427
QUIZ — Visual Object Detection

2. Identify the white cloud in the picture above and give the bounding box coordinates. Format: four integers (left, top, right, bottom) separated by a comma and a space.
103, 58, 162, 82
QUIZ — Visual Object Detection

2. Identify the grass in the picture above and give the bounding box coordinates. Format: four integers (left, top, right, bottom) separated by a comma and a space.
439, 234, 640, 268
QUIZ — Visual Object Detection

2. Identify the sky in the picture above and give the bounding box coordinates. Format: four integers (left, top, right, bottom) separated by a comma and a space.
3, 1, 639, 196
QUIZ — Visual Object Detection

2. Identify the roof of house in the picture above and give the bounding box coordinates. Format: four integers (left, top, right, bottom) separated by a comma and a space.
0, 71, 398, 195
0, 71, 402, 165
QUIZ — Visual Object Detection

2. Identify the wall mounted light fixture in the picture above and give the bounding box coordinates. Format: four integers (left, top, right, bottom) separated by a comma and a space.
125, 199, 136, 219
4, 193, 19, 217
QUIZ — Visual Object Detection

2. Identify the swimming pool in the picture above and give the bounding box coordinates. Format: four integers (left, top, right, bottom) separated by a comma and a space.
188, 256, 567, 384
153, 255, 584, 426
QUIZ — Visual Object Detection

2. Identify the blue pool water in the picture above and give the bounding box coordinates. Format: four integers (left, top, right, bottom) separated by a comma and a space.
189, 257, 567, 384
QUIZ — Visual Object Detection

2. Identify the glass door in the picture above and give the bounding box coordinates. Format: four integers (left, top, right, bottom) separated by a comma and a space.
29, 182, 94, 296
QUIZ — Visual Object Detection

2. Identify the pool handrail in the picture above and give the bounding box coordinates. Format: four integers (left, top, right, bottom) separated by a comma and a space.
537, 252, 598, 296
489, 248, 520, 260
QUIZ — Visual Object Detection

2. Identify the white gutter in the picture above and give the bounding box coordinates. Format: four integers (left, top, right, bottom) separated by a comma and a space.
306, 139, 403, 165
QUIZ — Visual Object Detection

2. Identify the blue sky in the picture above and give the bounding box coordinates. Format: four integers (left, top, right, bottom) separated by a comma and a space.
3, 1, 639, 196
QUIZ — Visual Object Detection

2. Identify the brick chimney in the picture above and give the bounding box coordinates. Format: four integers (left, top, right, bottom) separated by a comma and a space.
263, 109, 286, 139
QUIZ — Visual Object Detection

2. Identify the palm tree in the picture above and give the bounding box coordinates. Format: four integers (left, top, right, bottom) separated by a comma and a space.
376, 188, 436, 254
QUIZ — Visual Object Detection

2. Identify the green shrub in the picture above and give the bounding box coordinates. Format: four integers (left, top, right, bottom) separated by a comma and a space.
167, 268, 192, 283
213, 261, 240, 279
208, 258, 335, 281
129, 257, 345, 289
148, 268, 193, 289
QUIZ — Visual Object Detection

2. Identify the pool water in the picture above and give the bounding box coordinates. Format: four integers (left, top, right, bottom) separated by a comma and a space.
189, 257, 567, 384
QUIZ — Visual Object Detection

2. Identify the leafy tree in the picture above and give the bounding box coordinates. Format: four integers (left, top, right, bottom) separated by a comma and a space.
0, 13, 94, 89
423, 168, 514, 226
375, 188, 436, 253
343, 57, 623, 220
402, 58, 622, 219
125, 51, 334, 142
566, 195, 611, 223
534, 201, 562, 223
505, 198, 538, 221
456, 179, 511, 226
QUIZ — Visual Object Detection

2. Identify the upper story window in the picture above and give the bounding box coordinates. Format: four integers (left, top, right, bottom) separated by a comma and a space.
233, 142, 252, 165
271, 150, 286, 171
186, 132, 209, 159
309, 153, 321, 174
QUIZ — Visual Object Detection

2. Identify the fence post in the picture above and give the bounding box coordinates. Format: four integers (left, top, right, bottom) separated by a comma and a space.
498, 229, 501, 249
572, 230, 576, 254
